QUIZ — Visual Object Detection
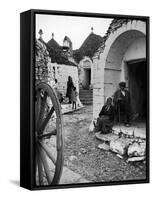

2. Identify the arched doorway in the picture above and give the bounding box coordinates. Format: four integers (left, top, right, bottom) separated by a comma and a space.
93, 20, 146, 119
79, 57, 93, 90
83, 68, 91, 89
127, 59, 147, 120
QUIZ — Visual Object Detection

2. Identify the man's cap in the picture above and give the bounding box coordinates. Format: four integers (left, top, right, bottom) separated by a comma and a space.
106, 97, 112, 101
119, 82, 126, 87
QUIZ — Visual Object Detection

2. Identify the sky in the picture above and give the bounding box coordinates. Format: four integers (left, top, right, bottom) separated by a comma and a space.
36, 14, 113, 50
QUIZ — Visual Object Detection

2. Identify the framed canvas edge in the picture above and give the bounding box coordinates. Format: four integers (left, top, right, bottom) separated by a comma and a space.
20, 9, 150, 191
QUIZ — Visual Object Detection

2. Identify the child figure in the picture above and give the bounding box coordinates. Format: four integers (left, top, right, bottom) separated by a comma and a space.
71, 87, 78, 109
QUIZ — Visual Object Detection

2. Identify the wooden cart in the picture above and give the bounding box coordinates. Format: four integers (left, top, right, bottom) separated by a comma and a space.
35, 82, 64, 186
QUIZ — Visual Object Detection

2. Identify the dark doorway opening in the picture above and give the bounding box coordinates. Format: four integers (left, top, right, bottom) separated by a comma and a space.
127, 60, 147, 121
84, 68, 91, 89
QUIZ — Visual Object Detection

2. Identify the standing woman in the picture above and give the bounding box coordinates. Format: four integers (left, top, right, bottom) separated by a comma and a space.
66, 76, 74, 104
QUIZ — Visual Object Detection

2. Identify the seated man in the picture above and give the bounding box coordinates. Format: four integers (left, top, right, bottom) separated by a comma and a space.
113, 82, 131, 126
94, 97, 115, 134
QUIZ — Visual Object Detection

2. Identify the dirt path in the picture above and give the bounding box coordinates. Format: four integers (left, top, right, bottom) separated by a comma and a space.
62, 105, 146, 183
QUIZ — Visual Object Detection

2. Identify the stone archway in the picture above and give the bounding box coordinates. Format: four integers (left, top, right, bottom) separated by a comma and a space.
93, 20, 146, 118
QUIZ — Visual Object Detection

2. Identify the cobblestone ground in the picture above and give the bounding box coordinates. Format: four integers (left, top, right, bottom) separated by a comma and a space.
62, 105, 146, 183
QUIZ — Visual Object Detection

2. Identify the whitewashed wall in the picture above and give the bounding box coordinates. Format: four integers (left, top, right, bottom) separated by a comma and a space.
48, 63, 79, 96
124, 37, 146, 61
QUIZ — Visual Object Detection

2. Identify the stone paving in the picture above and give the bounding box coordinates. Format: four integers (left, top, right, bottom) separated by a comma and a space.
61, 103, 84, 114
46, 138, 89, 185
58, 104, 92, 184
59, 167, 89, 184
60, 121, 146, 184
60, 108, 146, 183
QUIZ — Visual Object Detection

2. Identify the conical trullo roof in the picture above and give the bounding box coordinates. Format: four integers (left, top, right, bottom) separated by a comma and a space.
73, 32, 104, 63
47, 38, 61, 50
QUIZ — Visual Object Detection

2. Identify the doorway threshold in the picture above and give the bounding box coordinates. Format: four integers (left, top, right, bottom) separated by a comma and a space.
113, 122, 146, 139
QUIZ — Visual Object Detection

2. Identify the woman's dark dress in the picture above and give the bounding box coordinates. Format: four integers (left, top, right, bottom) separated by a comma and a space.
66, 80, 74, 103
95, 105, 114, 134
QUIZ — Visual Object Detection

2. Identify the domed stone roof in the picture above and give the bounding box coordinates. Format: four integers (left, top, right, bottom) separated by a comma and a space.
47, 38, 61, 51
73, 32, 104, 63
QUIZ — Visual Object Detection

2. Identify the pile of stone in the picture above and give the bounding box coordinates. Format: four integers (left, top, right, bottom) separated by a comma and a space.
35, 39, 52, 85
96, 132, 146, 162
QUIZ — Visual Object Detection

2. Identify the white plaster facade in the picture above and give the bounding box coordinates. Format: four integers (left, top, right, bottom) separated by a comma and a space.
48, 63, 79, 96
93, 20, 146, 119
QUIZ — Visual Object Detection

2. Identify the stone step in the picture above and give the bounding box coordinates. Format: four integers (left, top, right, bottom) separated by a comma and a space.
79, 93, 93, 97
79, 94, 93, 97
80, 97, 93, 100
81, 100, 93, 104
80, 96, 93, 99
80, 92, 92, 95
80, 94, 93, 97
80, 91, 93, 94
79, 89, 93, 105
82, 101, 93, 105
81, 98, 93, 102
80, 89, 92, 91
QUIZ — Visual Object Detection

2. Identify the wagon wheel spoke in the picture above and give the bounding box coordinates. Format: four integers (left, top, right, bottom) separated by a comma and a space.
38, 145, 52, 185
36, 90, 41, 124
38, 129, 57, 139
39, 141, 56, 165
38, 106, 54, 134
37, 92, 48, 132
36, 146, 44, 185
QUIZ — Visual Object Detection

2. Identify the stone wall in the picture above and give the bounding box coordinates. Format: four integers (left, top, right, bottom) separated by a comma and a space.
35, 39, 52, 85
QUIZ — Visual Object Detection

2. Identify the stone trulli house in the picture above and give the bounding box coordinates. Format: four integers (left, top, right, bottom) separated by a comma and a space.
35, 30, 79, 100
92, 19, 147, 121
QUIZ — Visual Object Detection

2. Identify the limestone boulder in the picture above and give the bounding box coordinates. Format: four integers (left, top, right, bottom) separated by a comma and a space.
127, 156, 146, 162
89, 119, 97, 132
95, 132, 119, 142
80, 148, 87, 154
69, 155, 78, 161
89, 120, 95, 132
98, 143, 110, 151
127, 141, 146, 157
110, 138, 131, 155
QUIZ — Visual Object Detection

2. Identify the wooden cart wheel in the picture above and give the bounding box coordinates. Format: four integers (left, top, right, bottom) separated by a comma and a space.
35, 82, 64, 186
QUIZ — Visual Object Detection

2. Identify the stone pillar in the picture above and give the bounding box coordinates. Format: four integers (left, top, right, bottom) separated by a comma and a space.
93, 55, 105, 119
120, 61, 127, 85
91, 62, 94, 86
